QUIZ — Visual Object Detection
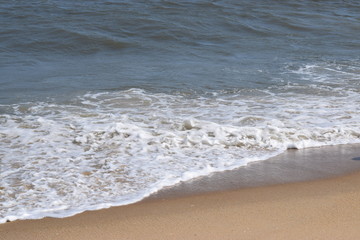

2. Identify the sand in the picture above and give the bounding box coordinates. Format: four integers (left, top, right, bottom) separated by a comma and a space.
1, 144, 360, 240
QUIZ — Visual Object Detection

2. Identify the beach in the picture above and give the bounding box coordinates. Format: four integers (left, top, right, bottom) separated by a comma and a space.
1, 1, 360, 239
1, 144, 360, 240
2, 0, 360, 228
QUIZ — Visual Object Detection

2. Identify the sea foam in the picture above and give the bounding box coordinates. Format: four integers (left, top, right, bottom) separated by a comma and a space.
1, 77, 360, 223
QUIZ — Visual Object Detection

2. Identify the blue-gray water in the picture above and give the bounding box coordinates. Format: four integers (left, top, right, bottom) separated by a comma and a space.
1, 0, 359, 103
1, 0, 360, 223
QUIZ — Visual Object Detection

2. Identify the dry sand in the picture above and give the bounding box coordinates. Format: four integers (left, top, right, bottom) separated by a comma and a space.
1, 144, 360, 240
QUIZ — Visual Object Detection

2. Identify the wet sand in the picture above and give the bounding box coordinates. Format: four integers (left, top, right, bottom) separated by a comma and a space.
1, 144, 360, 240
151, 144, 360, 199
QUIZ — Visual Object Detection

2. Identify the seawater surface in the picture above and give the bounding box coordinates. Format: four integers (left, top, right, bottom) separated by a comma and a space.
1, 0, 360, 223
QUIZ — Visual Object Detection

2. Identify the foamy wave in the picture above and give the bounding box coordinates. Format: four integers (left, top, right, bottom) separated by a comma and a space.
1, 85, 360, 223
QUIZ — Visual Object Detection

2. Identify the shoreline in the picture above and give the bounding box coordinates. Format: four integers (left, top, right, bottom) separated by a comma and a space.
1, 144, 360, 239
149, 143, 360, 200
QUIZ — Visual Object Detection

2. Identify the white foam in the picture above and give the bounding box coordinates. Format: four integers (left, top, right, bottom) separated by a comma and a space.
1, 62, 360, 223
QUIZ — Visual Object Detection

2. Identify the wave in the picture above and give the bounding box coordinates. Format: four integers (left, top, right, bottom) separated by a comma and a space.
1, 82, 360, 223
1, 0, 360, 223
2, 27, 131, 55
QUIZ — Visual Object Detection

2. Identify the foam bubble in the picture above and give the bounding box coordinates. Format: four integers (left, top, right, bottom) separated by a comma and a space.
1, 62, 360, 223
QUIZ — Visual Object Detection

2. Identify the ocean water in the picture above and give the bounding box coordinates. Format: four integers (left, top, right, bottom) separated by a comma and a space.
1, 0, 360, 223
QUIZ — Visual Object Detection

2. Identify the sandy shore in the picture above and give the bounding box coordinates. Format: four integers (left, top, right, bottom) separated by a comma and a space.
1, 144, 360, 240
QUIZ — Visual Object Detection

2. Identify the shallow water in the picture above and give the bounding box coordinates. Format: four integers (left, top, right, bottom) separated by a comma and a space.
1, 0, 360, 223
